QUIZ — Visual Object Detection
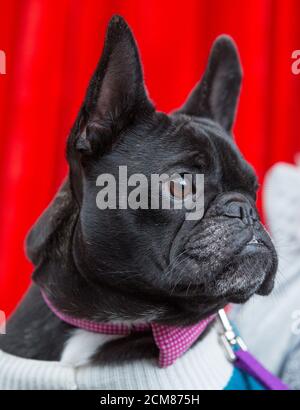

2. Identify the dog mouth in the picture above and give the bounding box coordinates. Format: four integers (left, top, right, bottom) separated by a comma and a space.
240, 235, 265, 253
164, 230, 277, 304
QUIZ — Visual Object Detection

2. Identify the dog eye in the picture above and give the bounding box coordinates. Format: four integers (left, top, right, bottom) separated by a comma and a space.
169, 176, 193, 200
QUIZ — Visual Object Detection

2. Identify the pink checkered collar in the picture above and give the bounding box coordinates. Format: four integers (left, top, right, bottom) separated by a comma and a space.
42, 291, 216, 368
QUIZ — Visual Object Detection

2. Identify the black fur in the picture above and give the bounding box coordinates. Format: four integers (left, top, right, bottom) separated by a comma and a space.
0, 285, 72, 359
0, 15, 277, 363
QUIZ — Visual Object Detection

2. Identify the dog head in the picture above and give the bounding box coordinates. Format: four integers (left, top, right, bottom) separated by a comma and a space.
27, 16, 277, 325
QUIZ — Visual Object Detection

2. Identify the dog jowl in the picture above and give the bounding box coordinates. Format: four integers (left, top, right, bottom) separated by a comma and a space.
0, 16, 277, 362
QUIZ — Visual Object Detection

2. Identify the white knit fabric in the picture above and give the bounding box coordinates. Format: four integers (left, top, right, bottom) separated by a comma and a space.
0, 325, 233, 390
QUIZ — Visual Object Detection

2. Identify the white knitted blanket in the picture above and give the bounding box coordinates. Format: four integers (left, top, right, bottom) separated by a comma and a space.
0, 325, 234, 390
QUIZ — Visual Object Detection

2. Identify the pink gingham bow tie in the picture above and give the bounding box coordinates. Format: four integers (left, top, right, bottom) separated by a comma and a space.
42, 291, 215, 367
151, 318, 215, 366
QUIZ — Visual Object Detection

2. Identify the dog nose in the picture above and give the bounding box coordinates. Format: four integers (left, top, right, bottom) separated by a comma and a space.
223, 200, 257, 225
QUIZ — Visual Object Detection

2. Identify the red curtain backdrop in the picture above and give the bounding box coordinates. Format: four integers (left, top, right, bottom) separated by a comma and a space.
0, 0, 299, 316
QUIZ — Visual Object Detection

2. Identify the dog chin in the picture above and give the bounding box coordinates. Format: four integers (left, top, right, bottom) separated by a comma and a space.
164, 243, 276, 307
215, 254, 275, 303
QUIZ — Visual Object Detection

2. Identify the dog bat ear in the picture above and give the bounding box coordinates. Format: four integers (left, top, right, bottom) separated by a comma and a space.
177, 35, 242, 133
69, 15, 153, 157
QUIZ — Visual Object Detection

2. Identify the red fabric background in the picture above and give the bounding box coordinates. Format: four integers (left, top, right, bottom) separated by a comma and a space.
0, 0, 299, 316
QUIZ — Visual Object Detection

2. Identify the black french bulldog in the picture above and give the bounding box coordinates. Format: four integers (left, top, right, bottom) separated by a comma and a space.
0, 16, 277, 364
